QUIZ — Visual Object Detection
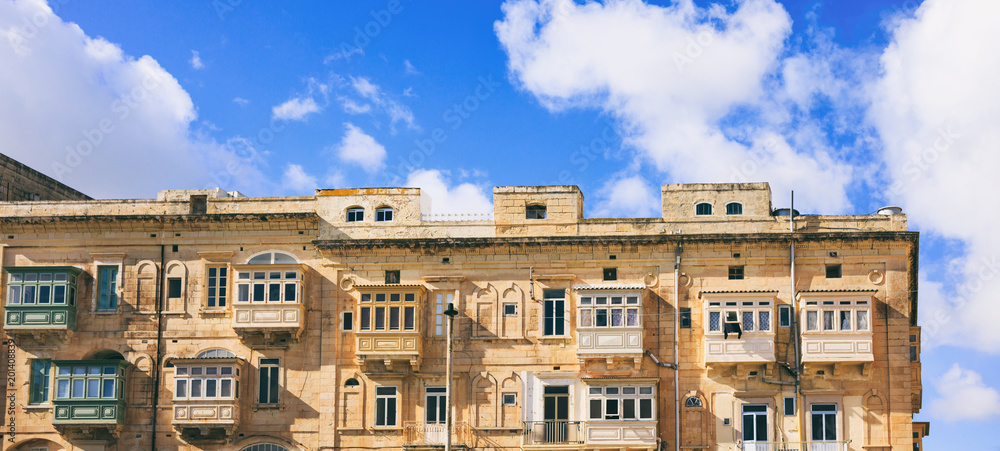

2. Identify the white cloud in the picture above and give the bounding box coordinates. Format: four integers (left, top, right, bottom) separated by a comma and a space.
324, 45, 363, 63
0, 0, 270, 198
929, 364, 1000, 422
341, 98, 372, 114
281, 164, 317, 194
271, 97, 320, 121
348, 76, 417, 132
592, 174, 659, 218
233, 97, 250, 106
495, 0, 854, 213
404, 169, 492, 215
189, 50, 203, 69
870, 0, 1000, 351
404, 59, 420, 75
334, 123, 387, 173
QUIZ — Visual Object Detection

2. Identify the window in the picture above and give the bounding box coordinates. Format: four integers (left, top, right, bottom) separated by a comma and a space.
175, 363, 238, 400
706, 299, 772, 338
811, 404, 838, 441
577, 291, 640, 329
6, 268, 78, 307
695, 202, 713, 215
376, 207, 394, 222
678, 307, 692, 328
778, 306, 791, 327
54, 362, 124, 401
97, 265, 118, 311
385, 270, 400, 284
425, 387, 447, 424
375, 386, 398, 426
346, 207, 364, 222
358, 290, 418, 333
345, 378, 360, 387
258, 358, 279, 404
235, 270, 300, 304
525, 204, 547, 219
543, 289, 566, 336
434, 292, 451, 336
603, 268, 617, 281
784, 397, 796, 416
588, 385, 655, 420
684, 396, 703, 407
826, 264, 842, 279
343, 311, 354, 331
803, 298, 870, 333
910, 345, 918, 362
168, 278, 182, 299
503, 303, 517, 316
728, 266, 744, 280
30, 359, 50, 404
207, 266, 228, 308
503, 393, 517, 406
725, 202, 743, 215
241, 445, 289, 451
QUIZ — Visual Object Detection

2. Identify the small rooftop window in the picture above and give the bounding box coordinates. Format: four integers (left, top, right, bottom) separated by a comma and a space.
725, 202, 743, 215
376, 207, 393, 222
526, 204, 547, 219
695, 202, 713, 216
346, 207, 364, 222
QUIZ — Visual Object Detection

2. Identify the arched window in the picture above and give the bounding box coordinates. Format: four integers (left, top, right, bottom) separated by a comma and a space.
685, 396, 703, 407
241, 445, 289, 451
247, 251, 299, 265
725, 202, 743, 215
376, 207, 394, 222
197, 349, 236, 359
346, 207, 364, 222
526, 204, 546, 219
695, 202, 713, 216
345, 378, 360, 387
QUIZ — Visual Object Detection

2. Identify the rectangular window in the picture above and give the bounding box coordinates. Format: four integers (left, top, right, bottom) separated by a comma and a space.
404, 306, 415, 330
97, 265, 118, 311
543, 289, 565, 336
679, 307, 691, 329
167, 278, 182, 298
826, 264, 842, 278
728, 266, 744, 280
258, 358, 279, 404
425, 387, 446, 424
709, 311, 721, 331
173, 365, 236, 400
375, 307, 386, 330
857, 310, 869, 330
840, 310, 852, 330
376, 386, 398, 426
29, 359, 50, 404
811, 404, 838, 441
603, 268, 618, 281
54, 363, 120, 400
588, 385, 655, 421
910, 345, 918, 362
823, 311, 835, 331
360, 307, 371, 330
503, 393, 516, 406
784, 397, 796, 416
435, 293, 450, 336
385, 270, 400, 284
807, 311, 818, 331
779, 306, 791, 327
343, 311, 354, 331
503, 303, 517, 316
389, 306, 400, 330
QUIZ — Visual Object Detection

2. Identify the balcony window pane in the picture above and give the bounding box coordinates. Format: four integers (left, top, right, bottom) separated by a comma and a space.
580, 297, 592, 305
389, 307, 400, 330
269, 272, 281, 280
253, 284, 265, 302
596, 309, 608, 327
605, 399, 619, 419
375, 307, 386, 330
580, 309, 592, 327
221, 366, 233, 376
627, 308, 639, 326
176, 380, 187, 398
840, 311, 852, 330
823, 311, 835, 331
87, 379, 100, 398
639, 398, 653, 419
57, 379, 69, 398
390, 293, 400, 302
611, 308, 623, 326
758, 311, 770, 331
623, 399, 636, 419
360, 307, 371, 330
611, 296, 623, 305
709, 311, 721, 331
206, 367, 218, 375
221, 379, 233, 397
72, 379, 84, 398
176, 367, 188, 375
807, 311, 818, 331
8, 286, 20, 304
103, 379, 115, 398
627, 296, 639, 305
38, 286, 50, 304
191, 367, 203, 376
857, 311, 869, 330
103, 366, 115, 375
238, 284, 249, 303
404, 306, 415, 330
269, 283, 281, 302
206, 379, 217, 398
23, 285, 35, 304
191, 379, 202, 397
596, 297, 607, 305
742, 311, 755, 332
89, 366, 101, 375
285, 283, 296, 302
590, 399, 602, 419
53, 285, 65, 304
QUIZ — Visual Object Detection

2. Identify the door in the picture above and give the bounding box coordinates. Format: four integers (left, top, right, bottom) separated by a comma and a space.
543, 386, 570, 443
810, 404, 838, 451
742, 404, 768, 451
425, 387, 447, 444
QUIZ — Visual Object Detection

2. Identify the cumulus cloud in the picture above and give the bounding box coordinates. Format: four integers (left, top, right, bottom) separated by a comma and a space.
592, 174, 659, 218
405, 169, 492, 215
929, 364, 1000, 422
346, 76, 417, 132
871, 0, 1000, 351
334, 123, 387, 173
0, 0, 269, 198
233, 97, 250, 106
189, 50, 203, 69
495, 0, 854, 213
271, 97, 320, 121
281, 163, 317, 194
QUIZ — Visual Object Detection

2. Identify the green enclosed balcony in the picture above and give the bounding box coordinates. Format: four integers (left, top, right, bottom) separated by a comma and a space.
52, 359, 129, 432
4, 266, 81, 340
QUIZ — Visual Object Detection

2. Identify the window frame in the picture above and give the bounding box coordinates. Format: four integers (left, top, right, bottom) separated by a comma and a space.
587, 384, 656, 421
97, 265, 119, 311
576, 291, 642, 329
801, 296, 871, 334
525, 204, 547, 219
357, 288, 421, 333
257, 358, 280, 405
695, 202, 713, 216
29, 359, 51, 405
346, 207, 365, 222
705, 296, 774, 337
234, 268, 302, 304
375, 207, 394, 222
542, 289, 567, 337
778, 305, 791, 327
375, 385, 399, 427
826, 264, 842, 279
205, 265, 229, 309
53, 360, 126, 401
5, 267, 79, 307
725, 202, 744, 216
728, 266, 744, 280
174, 362, 239, 401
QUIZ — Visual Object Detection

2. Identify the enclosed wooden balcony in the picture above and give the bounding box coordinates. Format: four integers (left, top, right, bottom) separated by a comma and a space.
3, 266, 81, 342
51, 358, 129, 437
231, 263, 307, 343
574, 287, 644, 365
799, 291, 875, 368
703, 292, 777, 364
355, 284, 426, 371
170, 355, 245, 440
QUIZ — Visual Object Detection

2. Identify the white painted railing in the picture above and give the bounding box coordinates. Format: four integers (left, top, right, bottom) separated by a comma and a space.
738, 441, 851, 451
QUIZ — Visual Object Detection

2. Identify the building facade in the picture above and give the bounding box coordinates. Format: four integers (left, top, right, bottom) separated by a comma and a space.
0, 183, 923, 451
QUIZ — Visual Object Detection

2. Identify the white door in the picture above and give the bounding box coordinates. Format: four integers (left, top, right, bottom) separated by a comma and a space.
742, 404, 769, 451
810, 404, 839, 451
425, 387, 447, 444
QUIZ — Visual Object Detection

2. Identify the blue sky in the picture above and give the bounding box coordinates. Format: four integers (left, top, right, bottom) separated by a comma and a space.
2, 0, 999, 446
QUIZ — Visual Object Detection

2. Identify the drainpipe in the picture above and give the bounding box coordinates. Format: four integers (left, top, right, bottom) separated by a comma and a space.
150, 244, 165, 451
673, 243, 682, 451
790, 192, 804, 444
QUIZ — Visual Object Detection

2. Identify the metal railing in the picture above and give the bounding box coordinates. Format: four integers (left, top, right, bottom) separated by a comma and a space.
737, 441, 851, 451
404, 421, 471, 446
522, 421, 584, 446
420, 213, 493, 222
